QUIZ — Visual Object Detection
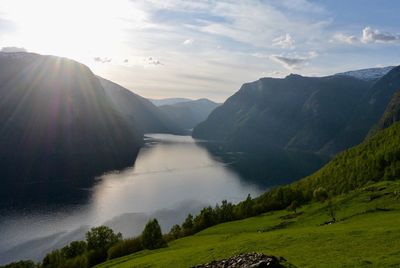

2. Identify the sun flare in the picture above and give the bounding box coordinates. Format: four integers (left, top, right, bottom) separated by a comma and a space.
0, 0, 141, 62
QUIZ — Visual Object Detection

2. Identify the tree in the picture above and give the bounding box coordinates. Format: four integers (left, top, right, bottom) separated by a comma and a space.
237, 194, 254, 219
85, 226, 122, 266
218, 200, 234, 222
42, 250, 63, 268
1, 260, 37, 268
193, 206, 217, 231
61, 241, 87, 259
287, 200, 300, 214
327, 199, 337, 223
181, 214, 194, 236
313, 187, 329, 202
168, 224, 182, 240
141, 219, 167, 249
85, 226, 122, 251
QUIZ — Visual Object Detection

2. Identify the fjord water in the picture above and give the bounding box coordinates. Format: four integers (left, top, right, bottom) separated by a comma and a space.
0, 134, 326, 264
0, 134, 262, 263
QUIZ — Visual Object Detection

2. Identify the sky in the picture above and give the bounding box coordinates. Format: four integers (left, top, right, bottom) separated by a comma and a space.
0, 0, 399, 102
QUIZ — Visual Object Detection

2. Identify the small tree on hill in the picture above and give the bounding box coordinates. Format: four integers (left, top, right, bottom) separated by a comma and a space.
141, 219, 167, 249
86, 226, 122, 252
182, 214, 194, 236
327, 199, 337, 223
287, 200, 300, 214
168, 224, 182, 240
61, 240, 87, 259
313, 187, 329, 202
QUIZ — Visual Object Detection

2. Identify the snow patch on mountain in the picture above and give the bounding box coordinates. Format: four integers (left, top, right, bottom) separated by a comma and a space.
335, 66, 395, 81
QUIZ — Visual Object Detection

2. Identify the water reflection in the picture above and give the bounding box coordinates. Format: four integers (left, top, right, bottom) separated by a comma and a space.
196, 140, 328, 188
0, 134, 261, 264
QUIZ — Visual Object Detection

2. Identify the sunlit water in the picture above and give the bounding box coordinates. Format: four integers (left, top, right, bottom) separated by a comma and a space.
0, 134, 263, 263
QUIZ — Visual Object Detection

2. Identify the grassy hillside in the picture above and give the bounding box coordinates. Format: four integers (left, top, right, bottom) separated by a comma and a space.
293, 120, 400, 198
97, 180, 400, 268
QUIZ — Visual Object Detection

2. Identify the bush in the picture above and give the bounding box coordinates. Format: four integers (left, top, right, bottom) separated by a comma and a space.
287, 200, 300, 213
107, 237, 143, 260
313, 187, 329, 202
86, 249, 108, 267
1, 260, 36, 268
42, 250, 63, 268
58, 255, 88, 268
141, 219, 167, 250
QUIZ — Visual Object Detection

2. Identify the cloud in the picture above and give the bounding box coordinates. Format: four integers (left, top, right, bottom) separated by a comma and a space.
94, 57, 112, 63
269, 51, 318, 70
332, 33, 358, 44
362, 27, 400, 43
1, 46, 27, 52
145, 57, 163, 65
272, 34, 295, 48
262, 70, 284, 78
182, 38, 194, 45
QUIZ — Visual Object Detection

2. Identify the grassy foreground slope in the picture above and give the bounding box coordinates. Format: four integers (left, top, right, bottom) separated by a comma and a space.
98, 180, 400, 268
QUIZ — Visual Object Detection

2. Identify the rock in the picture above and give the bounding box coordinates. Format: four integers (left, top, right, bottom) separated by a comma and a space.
192, 252, 291, 268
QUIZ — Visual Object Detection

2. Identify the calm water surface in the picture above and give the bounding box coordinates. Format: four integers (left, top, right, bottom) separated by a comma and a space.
0, 134, 263, 263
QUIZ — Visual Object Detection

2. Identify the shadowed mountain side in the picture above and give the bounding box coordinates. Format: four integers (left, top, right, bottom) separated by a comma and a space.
196, 141, 328, 188
193, 70, 400, 156
98, 77, 183, 134
159, 99, 220, 131
369, 90, 400, 135
322, 66, 400, 154
0, 52, 142, 183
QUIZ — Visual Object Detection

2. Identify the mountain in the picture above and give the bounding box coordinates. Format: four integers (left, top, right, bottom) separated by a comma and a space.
324, 65, 400, 154
158, 99, 219, 130
150, 98, 192, 106
294, 120, 400, 197
193, 74, 373, 155
0, 52, 142, 182
372, 91, 400, 132
98, 77, 182, 134
335, 66, 395, 81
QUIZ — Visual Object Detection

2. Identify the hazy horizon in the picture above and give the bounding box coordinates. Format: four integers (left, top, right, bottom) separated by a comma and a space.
0, 0, 399, 102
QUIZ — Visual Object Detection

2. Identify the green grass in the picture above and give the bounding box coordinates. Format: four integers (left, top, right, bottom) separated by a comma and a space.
97, 181, 400, 268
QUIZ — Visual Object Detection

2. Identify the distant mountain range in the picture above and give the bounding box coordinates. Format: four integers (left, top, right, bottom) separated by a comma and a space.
193, 66, 400, 156
150, 98, 193, 106
158, 99, 220, 131
98, 77, 182, 134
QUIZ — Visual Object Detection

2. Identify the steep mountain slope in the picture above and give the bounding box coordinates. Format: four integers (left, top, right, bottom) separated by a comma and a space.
293, 121, 400, 197
158, 99, 219, 130
322, 66, 400, 154
193, 74, 372, 154
98, 77, 182, 134
372, 90, 400, 132
0, 52, 142, 182
335, 66, 394, 81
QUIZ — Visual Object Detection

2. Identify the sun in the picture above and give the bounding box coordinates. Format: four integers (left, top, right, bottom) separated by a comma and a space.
0, 0, 139, 63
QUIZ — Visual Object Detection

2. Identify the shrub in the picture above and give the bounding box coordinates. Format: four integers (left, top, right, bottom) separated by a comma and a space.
1, 260, 36, 268
107, 237, 143, 260
313, 187, 329, 202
